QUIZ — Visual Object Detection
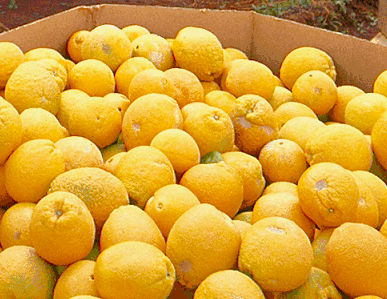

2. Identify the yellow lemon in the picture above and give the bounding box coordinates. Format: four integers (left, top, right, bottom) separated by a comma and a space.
103, 92, 130, 121
238, 216, 314, 292
278, 116, 326, 152
114, 57, 156, 98
224, 47, 248, 60
121, 24, 150, 42
305, 123, 373, 171
144, 184, 201, 237
268, 86, 293, 111
172, 26, 224, 81
81, 24, 132, 72
230, 94, 279, 156
373, 68, 387, 97
0, 96, 22, 165
0, 42, 24, 88
297, 162, 359, 228
150, 128, 200, 174
221, 59, 276, 100
204, 90, 236, 116
164, 67, 204, 108
201, 80, 221, 95
24, 47, 66, 63
221, 151, 266, 210
68, 59, 115, 97
131, 33, 174, 71
273, 101, 317, 129
66, 29, 90, 63
67, 96, 122, 148
166, 203, 241, 289
371, 111, 387, 171
262, 181, 298, 196
54, 136, 104, 171
328, 85, 365, 123
279, 46, 336, 90
258, 138, 307, 183
36, 58, 68, 91
292, 70, 338, 115
114, 145, 176, 208
57, 89, 90, 129
5, 61, 61, 114
182, 102, 235, 156
121, 93, 183, 150
5, 139, 65, 203
20, 107, 68, 143
345, 93, 387, 135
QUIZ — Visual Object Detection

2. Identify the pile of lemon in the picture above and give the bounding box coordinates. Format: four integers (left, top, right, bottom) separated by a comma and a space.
1, 22, 387, 299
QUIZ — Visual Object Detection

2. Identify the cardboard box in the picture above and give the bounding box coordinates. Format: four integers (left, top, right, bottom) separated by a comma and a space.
1, 3, 387, 93
379, 0, 387, 38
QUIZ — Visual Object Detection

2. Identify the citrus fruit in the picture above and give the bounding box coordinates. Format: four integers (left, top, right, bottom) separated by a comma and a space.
67, 96, 122, 148
103, 92, 130, 121
204, 90, 236, 116
29, 191, 95, 266
371, 111, 387, 170
166, 203, 241, 289
35, 58, 68, 91
48, 167, 129, 230
172, 26, 224, 81
54, 136, 104, 171
121, 24, 150, 42
193, 269, 265, 299
0, 245, 56, 298
221, 151, 266, 210
144, 184, 201, 237
328, 85, 365, 123
345, 93, 387, 135
267, 86, 293, 111
238, 216, 314, 292
99, 204, 166, 253
131, 33, 174, 71
311, 227, 335, 272
150, 128, 200, 174
224, 47, 248, 60
114, 145, 176, 208
325, 222, 387, 298
103, 152, 126, 175
221, 59, 276, 100
66, 29, 90, 63
251, 192, 316, 241
5, 139, 65, 203
262, 181, 298, 196
68, 59, 115, 97
20, 107, 68, 143
56, 88, 90, 130
114, 57, 156, 98
164, 67, 204, 108
305, 123, 373, 171
273, 101, 318, 128
24, 47, 66, 63
279, 46, 336, 90
230, 94, 279, 156
292, 70, 338, 115
0, 96, 23, 165
81, 24, 132, 72
258, 138, 307, 183
5, 61, 61, 114
297, 162, 359, 228
127, 69, 176, 102
0, 165, 14, 208
373, 68, 387, 97
181, 102, 235, 156
233, 211, 253, 223
201, 80, 221, 95
0, 41, 24, 88
94, 241, 175, 299
179, 162, 244, 218
278, 116, 326, 152
0, 202, 35, 249
121, 93, 183, 150
53, 260, 99, 299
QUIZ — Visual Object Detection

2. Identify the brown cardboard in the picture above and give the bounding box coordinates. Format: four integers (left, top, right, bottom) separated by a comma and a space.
379, 0, 387, 38
1, 4, 387, 92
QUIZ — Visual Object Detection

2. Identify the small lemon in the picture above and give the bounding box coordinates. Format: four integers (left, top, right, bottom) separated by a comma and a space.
36, 58, 68, 91
66, 30, 90, 63
121, 24, 150, 42
57, 89, 90, 129
0, 42, 24, 88
268, 86, 293, 111
373, 68, 387, 97
273, 101, 317, 128
204, 90, 236, 116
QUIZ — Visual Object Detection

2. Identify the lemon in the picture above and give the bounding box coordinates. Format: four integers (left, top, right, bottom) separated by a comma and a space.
268, 86, 293, 111
0, 96, 23, 165
57, 89, 90, 129
131, 33, 174, 71
373, 68, 387, 97
68, 59, 115, 97
0, 42, 24, 88
204, 90, 236, 116
221, 59, 276, 100
81, 24, 132, 72
5, 61, 61, 114
36, 58, 68, 91
172, 26, 224, 81
66, 30, 90, 63
279, 46, 336, 90
121, 24, 150, 42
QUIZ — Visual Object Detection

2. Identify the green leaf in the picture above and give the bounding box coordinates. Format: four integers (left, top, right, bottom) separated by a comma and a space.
200, 151, 223, 164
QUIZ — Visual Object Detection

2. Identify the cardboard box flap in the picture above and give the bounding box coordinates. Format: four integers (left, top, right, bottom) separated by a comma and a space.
251, 12, 387, 92
0, 5, 97, 53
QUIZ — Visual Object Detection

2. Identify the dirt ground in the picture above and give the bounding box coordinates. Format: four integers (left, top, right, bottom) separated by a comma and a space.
0, 0, 380, 40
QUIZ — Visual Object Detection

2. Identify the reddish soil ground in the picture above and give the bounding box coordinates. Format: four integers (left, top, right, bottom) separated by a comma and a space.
0, 0, 380, 40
